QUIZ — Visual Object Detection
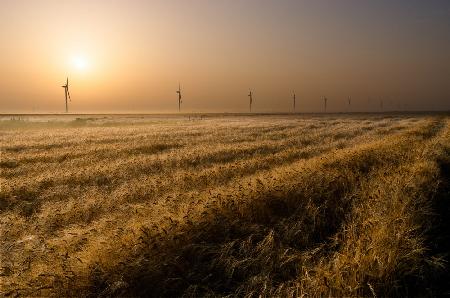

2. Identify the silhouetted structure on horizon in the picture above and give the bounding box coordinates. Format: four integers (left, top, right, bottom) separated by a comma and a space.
248, 89, 253, 112
61, 77, 71, 113
293, 91, 296, 112
176, 82, 182, 111
322, 96, 328, 112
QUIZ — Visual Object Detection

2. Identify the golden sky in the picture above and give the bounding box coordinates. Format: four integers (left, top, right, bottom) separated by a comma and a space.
1, 0, 449, 113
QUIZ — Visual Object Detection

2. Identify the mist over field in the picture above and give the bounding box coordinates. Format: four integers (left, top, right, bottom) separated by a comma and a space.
1, 113, 449, 296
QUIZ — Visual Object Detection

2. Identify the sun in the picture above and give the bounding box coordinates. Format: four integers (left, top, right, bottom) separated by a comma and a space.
71, 55, 89, 71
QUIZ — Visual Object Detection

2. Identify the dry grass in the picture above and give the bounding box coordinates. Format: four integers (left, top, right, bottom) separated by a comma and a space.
1, 114, 449, 297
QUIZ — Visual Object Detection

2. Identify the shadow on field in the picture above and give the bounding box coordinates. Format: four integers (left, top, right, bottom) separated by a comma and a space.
425, 151, 450, 296
403, 147, 450, 297
89, 178, 353, 297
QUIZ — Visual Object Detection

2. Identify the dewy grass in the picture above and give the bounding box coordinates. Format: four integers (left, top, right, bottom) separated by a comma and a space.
0, 114, 449, 297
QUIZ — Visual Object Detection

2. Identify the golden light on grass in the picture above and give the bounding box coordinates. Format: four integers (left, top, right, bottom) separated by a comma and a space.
0, 114, 449, 296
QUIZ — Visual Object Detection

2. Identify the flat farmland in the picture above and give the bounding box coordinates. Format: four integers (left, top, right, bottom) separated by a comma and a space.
1, 114, 449, 297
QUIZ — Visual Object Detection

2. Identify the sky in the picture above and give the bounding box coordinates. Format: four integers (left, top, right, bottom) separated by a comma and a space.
0, 0, 449, 113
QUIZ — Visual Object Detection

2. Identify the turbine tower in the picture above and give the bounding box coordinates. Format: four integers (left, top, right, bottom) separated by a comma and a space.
348, 96, 351, 112
176, 82, 182, 112
248, 89, 253, 112
322, 96, 328, 112
61, 77, 71, 113
292, 91, 296, 112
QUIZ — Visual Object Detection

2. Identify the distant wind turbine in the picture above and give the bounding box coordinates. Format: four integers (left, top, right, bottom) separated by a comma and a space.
322, 96, 328, 112
348, 96, 351, 112
248, 89, 253, 112
61, 77, 71, 113
292, 91, 296, 112
176, 82, 182, 112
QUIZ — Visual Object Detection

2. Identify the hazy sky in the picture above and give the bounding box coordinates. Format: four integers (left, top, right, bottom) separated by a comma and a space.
1, 0, 449, 113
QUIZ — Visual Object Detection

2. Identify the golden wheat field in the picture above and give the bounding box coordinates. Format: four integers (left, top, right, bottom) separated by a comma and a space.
1, 114, 449, 297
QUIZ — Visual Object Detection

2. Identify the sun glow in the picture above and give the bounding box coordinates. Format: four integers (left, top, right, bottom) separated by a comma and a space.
71, 55, 89, 71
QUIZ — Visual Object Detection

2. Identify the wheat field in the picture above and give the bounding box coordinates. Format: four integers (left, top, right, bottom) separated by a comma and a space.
1, 114, 449, 297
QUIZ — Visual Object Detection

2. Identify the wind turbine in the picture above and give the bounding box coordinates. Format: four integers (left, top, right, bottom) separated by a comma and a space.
248, 89, 253, 112
176, 82, 182, 112
61, 77, 71, 113
322, 96, 328, 112
292, 91, 296, 113
348, 96, 351, 112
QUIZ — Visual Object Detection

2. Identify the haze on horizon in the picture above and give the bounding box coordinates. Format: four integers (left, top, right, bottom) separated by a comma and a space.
1, 0, 449, 113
